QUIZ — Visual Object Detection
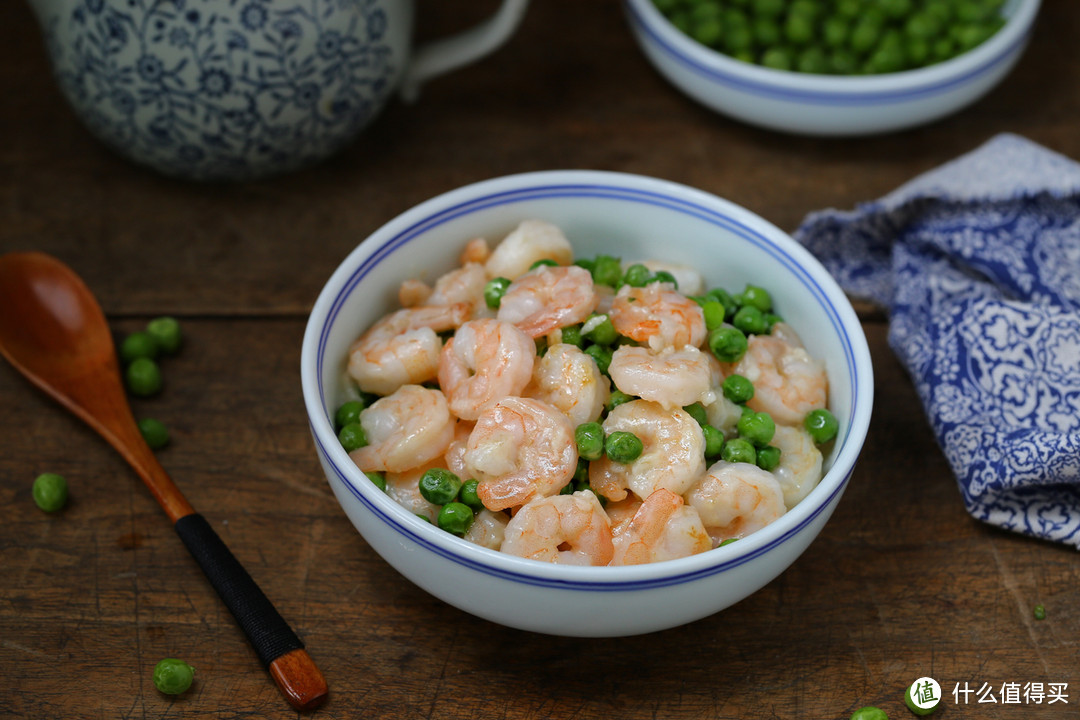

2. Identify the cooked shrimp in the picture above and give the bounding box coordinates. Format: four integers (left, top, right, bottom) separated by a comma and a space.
384, 461, 444, 524
463, 509, 510, 551
443, 421, 475, 479
770, 424, 823, 510
609, 282, 706, 351
728, 323, 827, 426
350, 385, 456, 474
603, 496, 643, 535
427, 262, 494, 319
524, 343, 610, 426
398, 278, 431, 308
589, 399, 706, 502
639, 260, 705, 297
607, 345, 714, 410
500, 491, 614, 566
610, 488, 711, 565
485, 219, 574, 280
460, 237, 491, 265
438, 319, 535, 421
496, 265, 598, 338
684, 461, 786, 545
593, 284, 616, 315
464, 397, 578, 511
347, 304, 469, 396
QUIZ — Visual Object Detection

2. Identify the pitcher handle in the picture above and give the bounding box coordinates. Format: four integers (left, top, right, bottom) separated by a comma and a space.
399, 0, 530, 102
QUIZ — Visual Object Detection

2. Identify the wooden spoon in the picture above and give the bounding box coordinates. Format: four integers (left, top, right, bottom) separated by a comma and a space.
0, 251, 328, 712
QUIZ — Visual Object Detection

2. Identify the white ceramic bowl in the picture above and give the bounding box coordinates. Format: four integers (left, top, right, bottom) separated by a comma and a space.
301, 171, 874, 637
623, 0, 1040, 136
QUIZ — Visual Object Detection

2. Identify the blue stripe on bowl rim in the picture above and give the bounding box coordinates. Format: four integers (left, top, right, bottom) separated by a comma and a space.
623, 0, 1033, 106
314, 180, 863, 591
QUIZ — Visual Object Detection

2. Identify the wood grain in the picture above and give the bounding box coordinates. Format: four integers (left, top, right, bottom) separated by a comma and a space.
2, 0, 1079, 718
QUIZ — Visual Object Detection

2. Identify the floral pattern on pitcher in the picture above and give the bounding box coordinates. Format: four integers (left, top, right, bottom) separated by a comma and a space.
44, 0, 397, 180
795, 134, 1080, 549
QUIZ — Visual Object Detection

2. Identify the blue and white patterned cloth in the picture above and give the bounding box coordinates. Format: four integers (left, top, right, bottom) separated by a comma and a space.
795, 134, 1080, 548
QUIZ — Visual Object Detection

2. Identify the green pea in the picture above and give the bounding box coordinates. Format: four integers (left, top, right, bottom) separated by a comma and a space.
622, 263, 652, 288
703, 424, 726, 459
32, 472, 68, 512
834, 0, 862, 18
338, 422, 368, 452
605, 431, 644, 464
126, 357, 163, 397
880, 0, 912, 19
823, 15, 849, 48
733, 305, 769, 335
740, 284, 772, 312
850, 17, 883, 54
608, 390, 635, 411
724, 20, 755, 53
722, 374, 754, 404
573, 257, 596, 273
575, 422, 606, 461
904, 11, 942, 40
484, 277, 511, 309
850, 708, 889, 720
753, 16, 782, 46
708, 326, 748, 363
591, 255, 623, 287
559, 481, 576, 495
761, 46, 793, 71
152, 658, 195, 695
138, 418, 170, 450
692, 16, 723, 46
804, 408, 839, 444
830, 49, 859, 74
750, 0, 785, 18
146, 316, 182, 355
334, 400, 365, 429
756, 445, 782, 472
366, 471, 387, 492
649, 270, 679, 288
582, 314, 617, 345
702, 300, 726, 331
720, 437, 756, 465
1033, 604, 1046, 620
738, 410, 775, 447
529, 259, 560, 270
119, 331, 160, 365
784, 12, 815, 45
459, 479, 483, 512
683, 402, 708, 426
584, 344, 613, 375
573, 457, 590, 485
718, 537, 738, 547
437, 502, 475, 536
418, 468, 463, 505
797, 46, 829, 74
559, 324, 583, 348
707, 287, 737, 318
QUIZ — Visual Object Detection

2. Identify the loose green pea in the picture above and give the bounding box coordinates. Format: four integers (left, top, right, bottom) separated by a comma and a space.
720, 437, 756, 465
126, 357, 163, 397
120, 331, 160, 365
708, 326, 748, 363
418, 468, 462, 505
804, 408, 839, 444
575, 422, 606, 461
334, 400, 365, 429
850, 707, 889, 720
756, 445, 782, 472
683, 402, 708, 426
722, 374, 755, 404
622, 263, 652, 288
146, 316, 183, 355
366, 471, 387, 492
591, 255, 623, 287
582, 314, 617, 345
338, 422, 367, 452
153, 658, 195, 695
484, 277, 511, 309
605, 431, 644, 464
733, 305, 769, 335
437, 502, 474, 536
737, 410, 776, 447
459, 479, 483, 512
703, 424, 726, 459
584, 344, 613, 375
1034, 604, 1046, 620
138, 418, 170, 450
608, 390, 635, 411
32, 472, 68, 512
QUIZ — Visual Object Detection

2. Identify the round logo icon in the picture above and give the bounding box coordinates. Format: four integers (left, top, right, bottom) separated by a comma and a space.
908, 677, 942, 714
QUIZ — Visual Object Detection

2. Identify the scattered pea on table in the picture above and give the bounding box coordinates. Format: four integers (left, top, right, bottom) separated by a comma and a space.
152, 658, 195, 695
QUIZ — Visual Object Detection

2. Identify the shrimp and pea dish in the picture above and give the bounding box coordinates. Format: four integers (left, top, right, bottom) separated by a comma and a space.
335, 219, 840, 567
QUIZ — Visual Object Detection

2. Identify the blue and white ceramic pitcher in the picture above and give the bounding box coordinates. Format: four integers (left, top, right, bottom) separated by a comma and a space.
29, 0, 529, 180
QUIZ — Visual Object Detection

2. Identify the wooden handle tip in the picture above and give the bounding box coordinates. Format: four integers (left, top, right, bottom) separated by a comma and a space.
269, 648, 328, 712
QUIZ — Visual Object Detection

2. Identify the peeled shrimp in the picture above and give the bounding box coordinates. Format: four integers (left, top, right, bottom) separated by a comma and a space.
485, 219, 574, 281
438, 319, 535, 421
589, 399, 706, 502
524, 343, 610, 426
465, 397, 579, 511
350, 385, 456, 474
729, 322, 827, 426
607, 345, 714, 410
347, 303, 469, 396
770, 424, 823, 510
684, 461, 786, 545
384, 461, 444, 524
463, 509, 510, 551
610, 489, 711, 566
460, 237, 491, 265
500, 491, 614, 566
427, 262, 494, 319
443, 421, 475, 479
398, 279, 431, 308
609, 282, 706, 351
496, 265, 598, 338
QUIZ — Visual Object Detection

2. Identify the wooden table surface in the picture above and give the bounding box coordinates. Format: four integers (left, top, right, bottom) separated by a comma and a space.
3, 1, 1079, 718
